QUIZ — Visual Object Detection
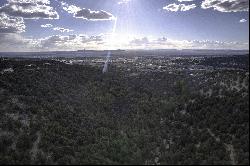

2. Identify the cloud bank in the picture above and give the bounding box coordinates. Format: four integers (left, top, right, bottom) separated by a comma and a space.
0, 33, 248, 52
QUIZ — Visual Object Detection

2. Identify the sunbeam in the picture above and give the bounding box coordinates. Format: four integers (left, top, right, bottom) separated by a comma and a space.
102, 17, 118, 73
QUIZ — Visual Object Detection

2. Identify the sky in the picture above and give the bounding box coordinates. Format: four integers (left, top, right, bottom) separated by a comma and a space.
0, 0, 249, 51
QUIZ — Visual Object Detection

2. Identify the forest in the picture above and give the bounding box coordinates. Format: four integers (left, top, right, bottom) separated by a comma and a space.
0, 55, 249, 165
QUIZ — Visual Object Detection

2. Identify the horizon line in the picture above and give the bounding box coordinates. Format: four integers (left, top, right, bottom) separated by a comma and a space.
0, 48, 249, 53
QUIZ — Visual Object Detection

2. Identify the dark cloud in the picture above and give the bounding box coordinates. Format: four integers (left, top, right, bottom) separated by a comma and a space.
0, 0, 59, 19
74, 8, 114, 20
61, 2, 114, 21
201, 0, 249, 12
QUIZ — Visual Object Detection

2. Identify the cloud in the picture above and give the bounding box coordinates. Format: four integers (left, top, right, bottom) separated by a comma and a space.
41, 23, 73, 33
201, 0, 249, 12
0, 13, 25, 33
0, 33, 39, 51
163, 3, 196, 12
61, 2, 115, 21
239, 18, 247, 23
0, 33, 105, 51
128, 36, 248, 50
62, 3, 80, 14
75, 9, 114, 20
157, 37, 168, 42
177, 0, 194, 2
0, 33, 248, 52
53, 27, 74, 33
130, 37, 149, 46
182, 40, 249, 50
118, 0, 131, 5
41, 23, 53, 28
0, 0, 59, 19
40, 34, 105, 50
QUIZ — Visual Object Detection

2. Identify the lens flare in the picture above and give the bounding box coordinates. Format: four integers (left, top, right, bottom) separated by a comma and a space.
102, 17, 118, 73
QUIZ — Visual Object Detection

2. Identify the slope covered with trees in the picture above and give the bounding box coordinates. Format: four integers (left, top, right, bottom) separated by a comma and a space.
0, 55, 249, 165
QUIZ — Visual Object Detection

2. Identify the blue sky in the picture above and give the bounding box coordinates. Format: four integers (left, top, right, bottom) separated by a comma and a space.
0, 0, 249, 51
